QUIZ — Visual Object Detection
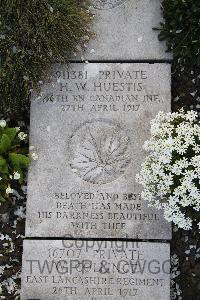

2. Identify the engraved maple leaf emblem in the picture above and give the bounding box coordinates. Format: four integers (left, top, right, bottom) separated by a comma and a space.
69, 120, 131, 184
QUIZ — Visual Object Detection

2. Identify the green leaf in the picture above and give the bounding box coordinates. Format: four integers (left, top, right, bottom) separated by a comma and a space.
18, 169, 24, 184
0, 134, 11, 154
4, 128, 17, 142
0, 157, 8, 174
0, 194, 6, 202
9, 153, 30, 168
0, 127, 4, 139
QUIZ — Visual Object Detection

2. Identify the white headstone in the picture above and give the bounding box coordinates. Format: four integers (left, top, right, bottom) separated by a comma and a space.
25, 63, 171, 239
21, 239, 170, 299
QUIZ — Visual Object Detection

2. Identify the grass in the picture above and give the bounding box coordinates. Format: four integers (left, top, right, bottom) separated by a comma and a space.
0, 0, 92, 117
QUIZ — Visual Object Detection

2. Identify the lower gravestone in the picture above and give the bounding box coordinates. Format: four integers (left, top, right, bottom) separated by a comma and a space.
26, 63, 171, 239
21, 240, 170, 300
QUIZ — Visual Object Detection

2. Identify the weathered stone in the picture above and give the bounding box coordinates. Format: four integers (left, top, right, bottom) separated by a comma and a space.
76, 0, 172, 60
21, 239, 170, 300
26, 63, 171, 239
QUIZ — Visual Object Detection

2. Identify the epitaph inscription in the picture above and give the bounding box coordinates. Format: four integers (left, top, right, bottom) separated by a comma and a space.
26, 63, 171, 239
21, 240, 170, 300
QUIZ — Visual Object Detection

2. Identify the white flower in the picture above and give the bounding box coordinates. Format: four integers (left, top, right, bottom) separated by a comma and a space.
13, 171, 20, 180
136, 109, 200, 230
49, 5, 54, 12
18, 132, 27, 140
23, 75, 29, 81
185, 110, 198, 122
6, 186, 13, 194
31, 152, 39, 161
15, 127, 20, 132
0, 120, 6, 128
14, 206, 26, 219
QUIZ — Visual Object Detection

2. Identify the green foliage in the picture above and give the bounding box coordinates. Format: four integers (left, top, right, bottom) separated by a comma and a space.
156, 0, 200, 64
0, 121, 30, 202
0, 0, 92, 116
171, 63, 200, 114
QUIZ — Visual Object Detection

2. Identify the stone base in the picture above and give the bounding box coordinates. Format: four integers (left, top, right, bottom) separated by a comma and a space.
21, 239, 170, 299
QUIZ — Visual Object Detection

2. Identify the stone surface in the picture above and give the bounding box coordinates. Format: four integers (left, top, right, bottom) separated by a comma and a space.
21, 239, 170, 300
26, 62, 171, 239
76, 0, 172, 60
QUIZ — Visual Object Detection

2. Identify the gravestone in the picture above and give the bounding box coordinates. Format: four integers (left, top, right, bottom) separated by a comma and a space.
25, 63, 171, 239
76, 0, 172, 60
21, 240, 170, 300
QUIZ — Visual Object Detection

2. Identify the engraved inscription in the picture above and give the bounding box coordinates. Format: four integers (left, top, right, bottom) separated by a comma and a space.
21, 240, 170, 299
93, 0, 127, 10
68, 119, 131, 184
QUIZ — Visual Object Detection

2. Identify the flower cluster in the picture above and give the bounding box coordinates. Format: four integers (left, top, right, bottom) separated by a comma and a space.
0, 120, 38, 203
136, 109, 200, 230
